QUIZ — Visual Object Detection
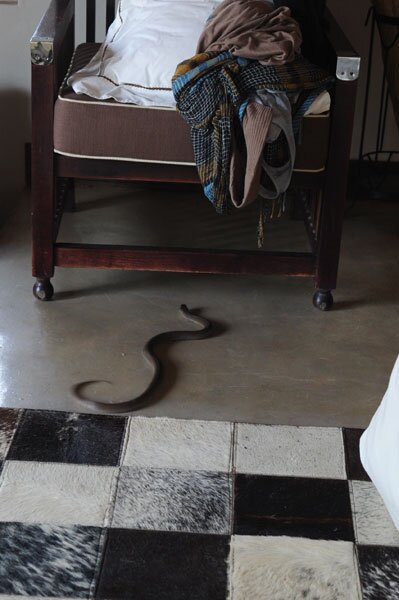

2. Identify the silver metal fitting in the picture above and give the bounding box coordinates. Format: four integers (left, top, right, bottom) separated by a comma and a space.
31, 40, 53, 65
336, 56, 361, 81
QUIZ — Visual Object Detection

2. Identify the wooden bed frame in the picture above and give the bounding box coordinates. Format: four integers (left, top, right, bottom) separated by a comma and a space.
30, 0, 360, 310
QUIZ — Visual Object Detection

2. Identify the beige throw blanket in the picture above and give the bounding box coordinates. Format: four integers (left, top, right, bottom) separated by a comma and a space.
197, 0, 302, 64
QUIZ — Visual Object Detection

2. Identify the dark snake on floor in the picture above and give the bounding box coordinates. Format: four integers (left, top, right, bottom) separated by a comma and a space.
72, 305, 212, 413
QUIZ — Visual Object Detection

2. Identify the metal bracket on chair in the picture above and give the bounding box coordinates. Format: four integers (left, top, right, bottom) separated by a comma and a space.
336, 56, 361, 81
31, 40, 54, 65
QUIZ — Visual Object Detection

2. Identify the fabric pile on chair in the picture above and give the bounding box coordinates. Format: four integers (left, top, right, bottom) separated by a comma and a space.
173, 0, 333, 241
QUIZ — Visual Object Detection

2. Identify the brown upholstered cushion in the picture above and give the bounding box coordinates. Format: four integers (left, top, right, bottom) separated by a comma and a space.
54, 43, 330, 172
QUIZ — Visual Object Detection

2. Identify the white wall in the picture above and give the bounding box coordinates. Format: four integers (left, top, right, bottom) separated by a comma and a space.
0, 0, 49, 209
0, 0, 107, 215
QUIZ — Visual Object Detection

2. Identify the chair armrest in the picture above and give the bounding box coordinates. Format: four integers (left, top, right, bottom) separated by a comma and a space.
323, 8, 361, 82
31, 0, 75, 66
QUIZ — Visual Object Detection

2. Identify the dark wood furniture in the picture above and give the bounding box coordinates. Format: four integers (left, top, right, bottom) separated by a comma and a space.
30, 0, 360, 310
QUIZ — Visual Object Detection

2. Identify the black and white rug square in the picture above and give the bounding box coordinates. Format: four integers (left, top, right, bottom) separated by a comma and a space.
234, 474, 354, 540
0, 522, 104, 598
96, 529, 230, 600
0, 408, 398, 599
111, 467, 231, 534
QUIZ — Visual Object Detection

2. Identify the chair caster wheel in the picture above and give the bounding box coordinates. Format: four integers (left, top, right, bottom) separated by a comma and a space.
313, 290, 333, 311
33, 279, 54, 301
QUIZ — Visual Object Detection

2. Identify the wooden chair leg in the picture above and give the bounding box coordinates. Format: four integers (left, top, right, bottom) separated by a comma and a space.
32, 161, 55, 301
31, 57, 57, 300
314, 79, 358, 311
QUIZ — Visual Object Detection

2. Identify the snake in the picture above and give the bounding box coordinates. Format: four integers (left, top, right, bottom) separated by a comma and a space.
72, 305, 212, 414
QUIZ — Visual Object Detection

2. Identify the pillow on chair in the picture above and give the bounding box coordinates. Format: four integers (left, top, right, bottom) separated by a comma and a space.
69, 0, 222, 107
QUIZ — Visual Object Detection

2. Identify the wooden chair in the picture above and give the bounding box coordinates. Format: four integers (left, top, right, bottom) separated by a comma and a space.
30, 0, 360, 310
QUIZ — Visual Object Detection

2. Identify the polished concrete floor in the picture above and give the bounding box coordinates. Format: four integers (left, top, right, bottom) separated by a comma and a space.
0, 181, 398, 427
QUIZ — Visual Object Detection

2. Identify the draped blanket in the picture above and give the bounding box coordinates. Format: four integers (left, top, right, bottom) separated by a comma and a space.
196, 0, 302, 65
172, 49, 333, 214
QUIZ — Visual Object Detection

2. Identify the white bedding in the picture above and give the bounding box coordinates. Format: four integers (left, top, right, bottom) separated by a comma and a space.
69, 0, 222, 107
360, 356, 399, 531
305, 90, 330, 115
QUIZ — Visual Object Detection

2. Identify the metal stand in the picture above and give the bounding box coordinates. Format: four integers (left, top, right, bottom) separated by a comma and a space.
358, 6, 399, 198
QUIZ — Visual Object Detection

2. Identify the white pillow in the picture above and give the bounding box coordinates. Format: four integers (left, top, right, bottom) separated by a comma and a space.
360, 356, 399, 530
69, 0, 221, 107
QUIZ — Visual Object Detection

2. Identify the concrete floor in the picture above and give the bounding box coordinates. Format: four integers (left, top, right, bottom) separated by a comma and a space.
0, 181, 398, 427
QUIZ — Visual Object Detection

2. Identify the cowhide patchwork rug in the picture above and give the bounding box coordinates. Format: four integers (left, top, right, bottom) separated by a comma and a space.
0, 408, 398, 599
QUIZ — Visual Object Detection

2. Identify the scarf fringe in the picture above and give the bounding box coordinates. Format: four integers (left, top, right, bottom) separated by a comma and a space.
257, 193, 286, 248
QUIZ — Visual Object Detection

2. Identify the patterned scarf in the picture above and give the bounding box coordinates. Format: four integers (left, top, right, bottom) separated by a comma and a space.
173, 51, 333, 215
